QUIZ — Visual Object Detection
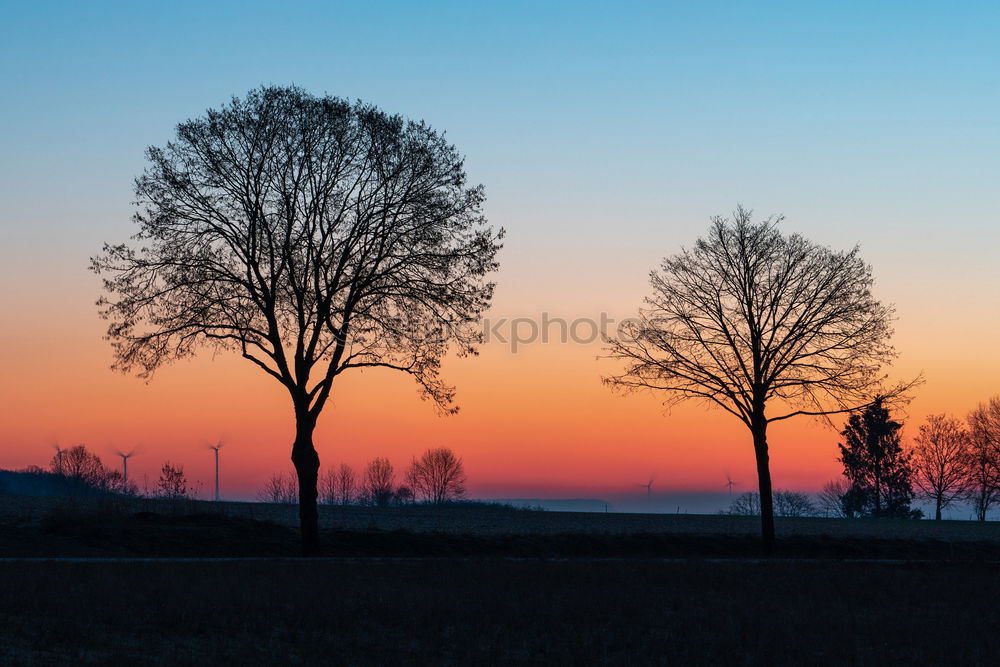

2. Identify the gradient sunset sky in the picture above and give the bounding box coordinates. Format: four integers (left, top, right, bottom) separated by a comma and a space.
1, 1, 998, 504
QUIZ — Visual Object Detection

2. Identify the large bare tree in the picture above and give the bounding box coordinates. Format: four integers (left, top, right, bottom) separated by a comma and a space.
911, 414, 970, 520
605, 207, 906, 553
92, 86, 502, 554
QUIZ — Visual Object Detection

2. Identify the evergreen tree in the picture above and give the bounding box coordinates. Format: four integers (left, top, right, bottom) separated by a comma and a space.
838, 400, 921, 519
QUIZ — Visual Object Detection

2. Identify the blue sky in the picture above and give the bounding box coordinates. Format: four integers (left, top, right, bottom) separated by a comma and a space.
3, 2, 998, 289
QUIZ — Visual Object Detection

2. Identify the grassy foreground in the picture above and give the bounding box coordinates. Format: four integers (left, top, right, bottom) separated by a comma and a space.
2, 558, 999, 666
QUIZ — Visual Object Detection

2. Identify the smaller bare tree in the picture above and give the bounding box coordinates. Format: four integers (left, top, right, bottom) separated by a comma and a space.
912, 414, 970, 520
50, 445, 107, 487
818, 479, 849, 518
394, 486, 415, 505
774, 490, 815, 517
259, 472, 298, 504
336, 464, 357, 505
157, 462, 189, 500
967, 398, 1000, 521
319, 468, 338, 505
363, 458, 395, 507
406, 448, 467, 504
729, 489, 815, 517
320, 463, 358, 505
727, 491, 761, 516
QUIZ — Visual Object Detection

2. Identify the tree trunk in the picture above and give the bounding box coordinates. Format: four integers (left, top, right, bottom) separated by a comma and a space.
935, 498, 942, 521
291, 412, 321, 556
751, 419, 775, 556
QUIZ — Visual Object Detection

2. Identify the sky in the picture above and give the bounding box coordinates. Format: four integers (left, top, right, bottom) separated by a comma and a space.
1, 1, 998, 511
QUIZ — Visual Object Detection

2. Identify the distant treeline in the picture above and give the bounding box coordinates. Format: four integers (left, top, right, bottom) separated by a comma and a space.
258, 448, 468, 507
727, 397, 1000, 521
3, 445, 193, 500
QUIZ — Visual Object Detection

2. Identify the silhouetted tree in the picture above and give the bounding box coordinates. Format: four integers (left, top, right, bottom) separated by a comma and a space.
727, 490, 815, 517
838, 400, 919, 518
103, 469, 140, 497
260, 471, 298, 504
319, 467, 337, 505
50, 445, 106, 487
606, 208, 907, 552
335, 463, 357, 505
774, 490, 815, 517
394, 485, 415, 505
156, 462, 189, 500
727, 491, 761, 516
319, 464, 358, 505
818, 479, 849, 518
406, 447, 467, 503
363, 457, 395, 507
912, 414, 970, 520
92, 86, 502, 554
966, 398, 1000, 521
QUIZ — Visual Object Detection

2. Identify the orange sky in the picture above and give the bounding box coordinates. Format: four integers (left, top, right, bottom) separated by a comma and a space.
2, 263, 996, 502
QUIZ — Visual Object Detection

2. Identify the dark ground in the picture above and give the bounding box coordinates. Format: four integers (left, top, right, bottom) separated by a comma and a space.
2, 559, 999, 666
2, 497, 1000, 665
3, 502, 1000, 560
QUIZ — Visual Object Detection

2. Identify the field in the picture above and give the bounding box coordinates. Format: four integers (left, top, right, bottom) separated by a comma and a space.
3, 559, 1000, 666
2, 495, 1000, 665
2, 494, 1000, 559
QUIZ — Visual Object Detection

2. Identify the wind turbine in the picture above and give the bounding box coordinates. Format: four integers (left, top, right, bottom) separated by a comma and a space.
725, 474, 737, 499
638, 476, 654, 497
51, 443, 64, 475
208, 440, 223, 502
115, 449, 136, 488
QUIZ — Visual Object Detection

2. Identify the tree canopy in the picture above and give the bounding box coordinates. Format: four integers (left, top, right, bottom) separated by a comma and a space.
92, 86, 501, 553
606, 207, 907, 551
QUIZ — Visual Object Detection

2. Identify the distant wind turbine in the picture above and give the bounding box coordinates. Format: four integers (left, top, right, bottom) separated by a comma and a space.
115, 449, 136, 488
725, 474, 737, 498
638, 476, 654, 497
208, 440, 223, 502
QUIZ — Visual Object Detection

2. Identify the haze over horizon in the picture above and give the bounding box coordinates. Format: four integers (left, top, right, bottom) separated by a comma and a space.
2, 1, 999, 503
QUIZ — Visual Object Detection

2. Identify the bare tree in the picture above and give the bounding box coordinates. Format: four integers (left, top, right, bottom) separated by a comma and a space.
773, 490, 815, 517
727, 489, 815, 517
363, 457, 395, 507
319, 467, 337, 505
156, 462, 189, 500
50, 445, 106, 486
335, 463, 357, 505
259, 471, 298, 504
394, 485, 415, 505
967, 397, 1000, 521
318, 463, 359, 505
92, 86, 502, 554
727, 491, 760, 516
818, 479, 848, 518
911, 414, 970, 520
406, 447, 467, 504
605, 207, 907, 553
